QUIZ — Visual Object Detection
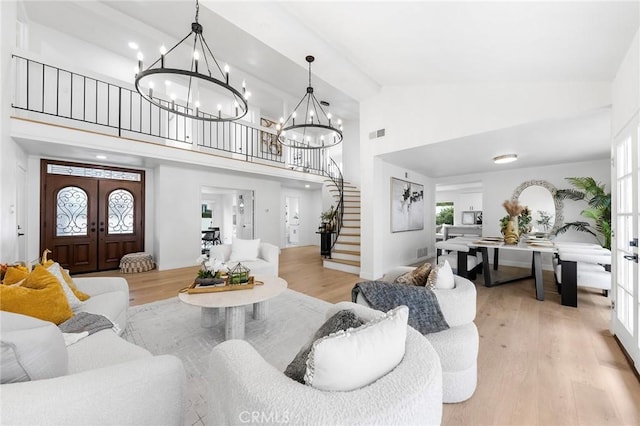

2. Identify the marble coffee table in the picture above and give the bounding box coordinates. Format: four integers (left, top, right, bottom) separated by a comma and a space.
178, 275, 287, 340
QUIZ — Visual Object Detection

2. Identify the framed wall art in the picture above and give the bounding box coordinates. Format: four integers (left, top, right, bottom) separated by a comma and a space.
260, 118, 282, 156
390, 177, 424, 232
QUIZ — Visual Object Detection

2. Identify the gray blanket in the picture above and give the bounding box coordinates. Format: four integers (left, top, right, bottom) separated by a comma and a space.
352, 281, 449, 334
58, 312, 114, 335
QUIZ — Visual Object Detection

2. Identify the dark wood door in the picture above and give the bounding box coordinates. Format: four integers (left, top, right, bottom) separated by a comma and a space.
42, 174, 99, 273
41, 160, 145, 273
98, 179, 144, 270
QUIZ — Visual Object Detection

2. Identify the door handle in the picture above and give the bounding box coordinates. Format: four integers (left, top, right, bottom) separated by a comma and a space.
17, 233, 24, 237
623, 254, 638, 263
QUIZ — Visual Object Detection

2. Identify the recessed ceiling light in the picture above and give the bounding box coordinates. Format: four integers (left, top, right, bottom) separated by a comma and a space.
493, 154, 517, 164
305, 184, 310, 188
96, 154, 107, 160
128, 42, 139, 50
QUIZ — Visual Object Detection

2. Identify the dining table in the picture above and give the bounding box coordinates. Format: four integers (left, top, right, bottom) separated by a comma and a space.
467, 238, 556, 301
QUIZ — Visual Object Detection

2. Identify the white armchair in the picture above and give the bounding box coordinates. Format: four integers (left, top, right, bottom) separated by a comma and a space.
367, 267, 479, 403
208, 302, 443, 425
209, 242, 280, 276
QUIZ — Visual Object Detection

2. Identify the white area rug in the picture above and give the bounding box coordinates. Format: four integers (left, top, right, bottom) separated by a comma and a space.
123, 289, 331, 426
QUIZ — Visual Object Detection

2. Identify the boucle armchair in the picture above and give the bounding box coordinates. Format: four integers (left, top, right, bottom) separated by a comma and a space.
358, 267, 479, 403
1, 277, 187, 425
208, 301, 443, 425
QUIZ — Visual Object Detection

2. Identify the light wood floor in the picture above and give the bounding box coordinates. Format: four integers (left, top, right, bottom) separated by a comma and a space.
80, 245, 640, 425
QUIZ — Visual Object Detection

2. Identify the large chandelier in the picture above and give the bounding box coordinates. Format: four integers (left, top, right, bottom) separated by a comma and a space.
277, 56, 343, 149
134, 0, 248, 122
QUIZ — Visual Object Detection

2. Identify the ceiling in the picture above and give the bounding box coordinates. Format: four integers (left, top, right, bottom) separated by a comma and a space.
16, 1, 640, 179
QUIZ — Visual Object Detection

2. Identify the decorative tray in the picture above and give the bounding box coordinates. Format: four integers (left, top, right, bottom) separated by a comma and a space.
186, 276, 258, 294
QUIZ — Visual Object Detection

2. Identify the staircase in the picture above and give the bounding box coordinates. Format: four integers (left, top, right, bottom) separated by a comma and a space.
323, 180, 361, 275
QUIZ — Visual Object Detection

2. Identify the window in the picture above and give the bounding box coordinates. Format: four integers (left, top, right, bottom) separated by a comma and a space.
56, 186, 88, 236
108, 189, 135, 234
436, 202, 454, 225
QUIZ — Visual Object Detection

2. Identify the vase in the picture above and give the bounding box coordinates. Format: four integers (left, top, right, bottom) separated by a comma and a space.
195, 277, 225, 286
504, 216, 520, 245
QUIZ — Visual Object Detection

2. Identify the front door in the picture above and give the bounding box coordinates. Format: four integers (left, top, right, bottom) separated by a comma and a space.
40, 160, 145, 273
612, 115, 640, 374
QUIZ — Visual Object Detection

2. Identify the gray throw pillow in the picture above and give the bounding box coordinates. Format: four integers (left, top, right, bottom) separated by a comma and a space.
284, 309, 365, 383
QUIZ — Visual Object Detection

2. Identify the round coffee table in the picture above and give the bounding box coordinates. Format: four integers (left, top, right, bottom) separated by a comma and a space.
178, 275, 287, 340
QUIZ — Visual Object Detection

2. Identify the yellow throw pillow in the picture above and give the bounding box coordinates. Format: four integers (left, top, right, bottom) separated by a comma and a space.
41, 259, 90, 301
1, 266, 74, 324
3, 266, 30, 285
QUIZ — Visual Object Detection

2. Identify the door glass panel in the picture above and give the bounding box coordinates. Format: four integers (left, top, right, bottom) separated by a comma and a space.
56, 186, 88, 236
108, 189, 134, 234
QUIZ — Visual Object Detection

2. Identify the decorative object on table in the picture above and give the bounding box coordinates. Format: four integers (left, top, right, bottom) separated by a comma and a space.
553, 177, 611, 249
518, 207, 532, 235
501, 199, 525, 244
390, 177, 425, 233
276, 55, 343, 149
185, 276, 255, 294
320, 206, 335, 232
133, 0, 248, 123
228, 262, 251, 285
195, 255, 227, 286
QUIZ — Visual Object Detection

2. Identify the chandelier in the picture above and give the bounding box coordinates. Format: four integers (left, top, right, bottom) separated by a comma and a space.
277, 56, 343, 149
134, 0, 248, 122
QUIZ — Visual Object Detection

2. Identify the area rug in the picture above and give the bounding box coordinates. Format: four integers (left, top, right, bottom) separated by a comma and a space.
122, 289, 331, 426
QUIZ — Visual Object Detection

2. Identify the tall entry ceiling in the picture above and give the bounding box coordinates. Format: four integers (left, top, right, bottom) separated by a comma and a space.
16, 1, 640, 177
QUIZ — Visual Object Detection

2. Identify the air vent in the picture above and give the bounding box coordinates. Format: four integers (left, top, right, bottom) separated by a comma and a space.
417, 247, 429, 258
369, 128, 386, 140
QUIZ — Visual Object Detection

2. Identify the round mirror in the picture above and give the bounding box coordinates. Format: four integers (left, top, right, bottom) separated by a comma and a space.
511, 180, 564, 235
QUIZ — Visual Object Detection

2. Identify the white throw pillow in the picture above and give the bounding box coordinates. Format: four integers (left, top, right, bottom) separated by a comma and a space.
427, 259, 456, 290
304, 305, 408, 391
0, 311, 68, 384
229, 238, 261, 262
46, 262, 82, 310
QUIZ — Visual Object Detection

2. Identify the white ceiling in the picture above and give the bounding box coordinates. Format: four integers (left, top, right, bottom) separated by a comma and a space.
16, 1, 640, 179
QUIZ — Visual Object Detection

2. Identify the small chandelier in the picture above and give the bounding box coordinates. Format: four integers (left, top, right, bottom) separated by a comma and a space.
134, 0, 248, 122
277, 56, 343, 149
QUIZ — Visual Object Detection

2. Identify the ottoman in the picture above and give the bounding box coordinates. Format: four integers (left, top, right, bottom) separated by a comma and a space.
119, 252, 155, 273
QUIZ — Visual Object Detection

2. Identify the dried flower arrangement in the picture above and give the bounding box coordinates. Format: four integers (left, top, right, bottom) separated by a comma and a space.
502, 199, 525, 217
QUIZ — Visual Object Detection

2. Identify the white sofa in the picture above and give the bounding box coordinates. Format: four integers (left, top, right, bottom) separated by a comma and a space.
209, 242, 280, 276
1, 276, 187, 426
357, 267, 479, 403
209, 301, 443, 425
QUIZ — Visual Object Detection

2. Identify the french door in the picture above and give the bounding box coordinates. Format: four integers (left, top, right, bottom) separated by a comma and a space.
612, 115, 640, 374
40, 160, 145, 273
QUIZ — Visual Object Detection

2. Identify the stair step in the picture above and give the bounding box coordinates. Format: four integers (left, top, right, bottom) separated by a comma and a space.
336, 241, 360, 246
329, 189, 360, 193
333, 249, 360, 256
342, 225, 360, 229
323, 259, 360, 274
326, 258, 360, 267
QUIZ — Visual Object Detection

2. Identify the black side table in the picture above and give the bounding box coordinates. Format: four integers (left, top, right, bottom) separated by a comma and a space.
316, 231, 335, 258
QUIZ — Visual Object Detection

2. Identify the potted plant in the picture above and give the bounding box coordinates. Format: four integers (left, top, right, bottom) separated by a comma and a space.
553, 177, 611, 249
320, 206, 335, 232
195, 255, 227, 286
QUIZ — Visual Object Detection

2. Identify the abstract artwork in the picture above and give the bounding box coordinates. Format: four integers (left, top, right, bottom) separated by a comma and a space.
391, 177, 424, 232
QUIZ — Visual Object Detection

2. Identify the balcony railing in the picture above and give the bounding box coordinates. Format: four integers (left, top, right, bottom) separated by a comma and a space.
10, 55, 335, 177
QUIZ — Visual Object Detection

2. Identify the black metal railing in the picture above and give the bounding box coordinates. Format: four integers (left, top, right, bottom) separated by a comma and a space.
10, 55, 330, 176
325, 158, 345, 253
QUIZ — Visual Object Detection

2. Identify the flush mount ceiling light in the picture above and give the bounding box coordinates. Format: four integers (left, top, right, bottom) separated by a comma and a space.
133, 0, 248, 122
493, 154, 518, 164
276, 55, 343, 149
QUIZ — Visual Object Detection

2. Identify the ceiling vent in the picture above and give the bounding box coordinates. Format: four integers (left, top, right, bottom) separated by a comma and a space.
368, 128, 386, 140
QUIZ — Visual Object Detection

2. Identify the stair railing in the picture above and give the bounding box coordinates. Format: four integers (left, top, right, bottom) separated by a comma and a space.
324, 158, 344, 254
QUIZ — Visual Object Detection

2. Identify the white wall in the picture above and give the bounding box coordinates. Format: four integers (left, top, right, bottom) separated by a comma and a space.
154, 164, 283, 270
612, 28, 639, 138
362, 82, 611, 157
360, 158, 433, 280
342, 118, 361, 186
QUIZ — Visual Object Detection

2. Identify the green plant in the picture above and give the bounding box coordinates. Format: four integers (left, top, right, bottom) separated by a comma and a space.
536, 210, 553, 232
519, 207, 532, 235
553, 177, 611, 249
320, 206, 335, 223
499, 215, 510, 235
436, 206, 454, 225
